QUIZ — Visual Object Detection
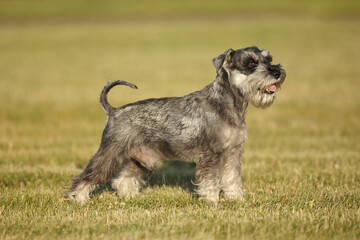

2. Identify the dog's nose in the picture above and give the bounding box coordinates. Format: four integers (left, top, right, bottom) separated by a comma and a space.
272, 70, 281, 79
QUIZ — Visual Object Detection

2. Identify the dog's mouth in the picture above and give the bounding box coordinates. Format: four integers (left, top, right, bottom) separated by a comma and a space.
258, 84, 278, 95
265, 84, 277, 94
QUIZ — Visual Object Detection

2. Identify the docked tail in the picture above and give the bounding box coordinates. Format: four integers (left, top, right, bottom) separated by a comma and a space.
100, 80, 138, 116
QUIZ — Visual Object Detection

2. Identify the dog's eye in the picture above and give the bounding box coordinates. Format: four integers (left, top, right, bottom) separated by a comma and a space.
248, 61, 256, 68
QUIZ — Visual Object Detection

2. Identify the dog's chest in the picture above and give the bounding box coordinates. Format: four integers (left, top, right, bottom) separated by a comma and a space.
221, 124, 247, 149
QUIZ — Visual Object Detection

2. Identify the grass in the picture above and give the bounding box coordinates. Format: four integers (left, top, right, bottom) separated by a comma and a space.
1, 0, 360, 21
1, 1, 360, 239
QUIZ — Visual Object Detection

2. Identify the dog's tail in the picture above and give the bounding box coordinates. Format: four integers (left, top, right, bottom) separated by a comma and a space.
100, 80, 138, 116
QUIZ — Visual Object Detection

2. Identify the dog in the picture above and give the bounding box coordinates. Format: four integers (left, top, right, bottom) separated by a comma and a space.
66, 46, 286, 203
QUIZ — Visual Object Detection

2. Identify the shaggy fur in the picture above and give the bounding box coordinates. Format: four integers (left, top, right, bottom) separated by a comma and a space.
66, 46, 286, 203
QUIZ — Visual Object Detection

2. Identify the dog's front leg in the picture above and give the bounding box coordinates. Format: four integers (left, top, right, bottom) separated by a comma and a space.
220, 147, 245, 201
194, 153, 222, 203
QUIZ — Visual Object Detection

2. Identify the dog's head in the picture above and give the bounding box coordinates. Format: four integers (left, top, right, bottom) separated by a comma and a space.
213, 46, 286, 108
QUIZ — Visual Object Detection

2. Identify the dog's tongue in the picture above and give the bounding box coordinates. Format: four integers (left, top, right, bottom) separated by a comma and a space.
268, 85, 277, 92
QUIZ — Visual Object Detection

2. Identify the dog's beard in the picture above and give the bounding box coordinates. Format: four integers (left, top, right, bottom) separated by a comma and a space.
230, 69, 280, 108
249, 90, 276, 108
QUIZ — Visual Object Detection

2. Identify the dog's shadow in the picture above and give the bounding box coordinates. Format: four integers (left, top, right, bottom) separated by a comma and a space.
93, 161, 196, 195
149, 161, 196, 192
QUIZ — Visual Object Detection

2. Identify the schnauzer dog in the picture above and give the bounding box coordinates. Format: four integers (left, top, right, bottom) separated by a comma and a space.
67, 46, 286, 203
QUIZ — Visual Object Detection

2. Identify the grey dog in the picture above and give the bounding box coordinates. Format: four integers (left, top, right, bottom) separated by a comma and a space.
67, 46, 286, 203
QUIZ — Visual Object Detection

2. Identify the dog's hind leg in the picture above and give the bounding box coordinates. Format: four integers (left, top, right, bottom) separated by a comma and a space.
111, 159, 151, 197
111, 147, 157, 197
67, 148, 122, 203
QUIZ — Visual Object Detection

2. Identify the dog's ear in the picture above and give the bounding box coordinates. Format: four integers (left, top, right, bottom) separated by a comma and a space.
212, 48, 234, 73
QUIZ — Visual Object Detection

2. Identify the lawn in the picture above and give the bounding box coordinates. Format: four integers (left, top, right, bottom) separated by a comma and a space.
0, 1, 359, 239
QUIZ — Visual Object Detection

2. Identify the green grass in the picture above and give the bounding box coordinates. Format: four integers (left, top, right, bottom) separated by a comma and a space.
1, 1, 360, 239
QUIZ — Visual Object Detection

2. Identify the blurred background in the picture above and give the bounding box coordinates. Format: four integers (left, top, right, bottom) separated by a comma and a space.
0, 0, 359, 182
1, 1, 360, 238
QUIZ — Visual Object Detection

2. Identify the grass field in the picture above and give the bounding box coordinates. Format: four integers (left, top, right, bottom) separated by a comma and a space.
1, 1, 360, 239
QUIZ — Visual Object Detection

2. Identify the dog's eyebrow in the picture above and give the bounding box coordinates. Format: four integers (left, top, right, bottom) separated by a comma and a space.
242, 52, 258, 61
